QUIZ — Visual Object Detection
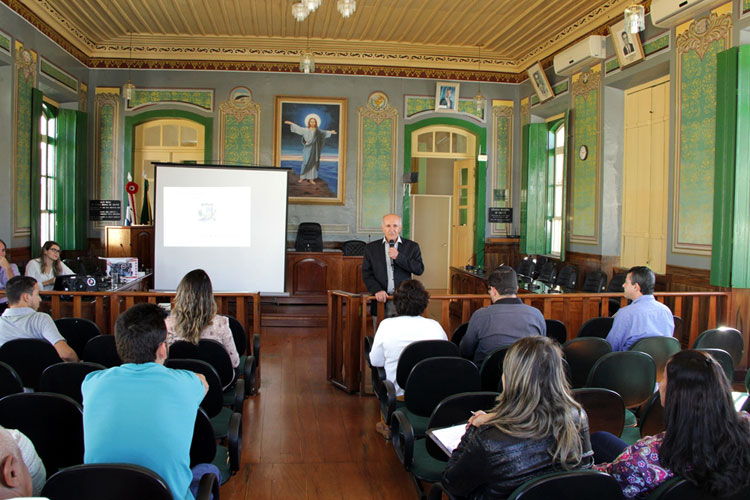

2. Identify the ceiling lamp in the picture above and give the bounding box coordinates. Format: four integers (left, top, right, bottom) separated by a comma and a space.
300, 50, 315, 74
473, 44, 486, 113
624, 3, 645, 34
303, 0, 322, 12
292, 2, 309, 21
337, 0, 356, 18
122, 31, 136, 101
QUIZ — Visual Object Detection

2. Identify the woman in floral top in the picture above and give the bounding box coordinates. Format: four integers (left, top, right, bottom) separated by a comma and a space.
594, 350, 750, 499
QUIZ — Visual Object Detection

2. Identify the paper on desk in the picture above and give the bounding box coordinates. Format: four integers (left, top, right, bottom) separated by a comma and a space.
431, 423, 468, 454
733, 392, 748, 412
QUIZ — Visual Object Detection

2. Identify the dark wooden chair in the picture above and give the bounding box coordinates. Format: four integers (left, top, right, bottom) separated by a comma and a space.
572, 388, 625, 436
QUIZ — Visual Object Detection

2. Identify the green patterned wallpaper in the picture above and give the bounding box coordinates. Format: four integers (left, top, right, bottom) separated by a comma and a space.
40, 58, 77, 92
674, 10, 731, 253
405, 96, 484, 120
223, 115, 255, 164
491, 104, 513, 236
605, 58, 620, 73
570, 69, 600, 243
0, 31, 9, 53
127, 89, 213, 111
361, 117, 395, 228
96, 101, 116, 199
14, 42, 36, 234
745, 0, 750, 14
552, 81, 569, 95
644, 33, 670, 57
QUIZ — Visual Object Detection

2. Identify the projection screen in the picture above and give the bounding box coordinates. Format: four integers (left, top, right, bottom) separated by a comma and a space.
153, 163, 289, 292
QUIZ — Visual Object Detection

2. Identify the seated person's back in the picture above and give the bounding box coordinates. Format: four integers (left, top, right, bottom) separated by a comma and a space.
82, 303, 207, 500
368, 279, 447, 396
459, 266, 546, 366
165, 269, 239, 368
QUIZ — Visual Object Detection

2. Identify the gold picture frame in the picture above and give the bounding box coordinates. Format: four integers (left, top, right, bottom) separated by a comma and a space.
610, 19, 645, 70
527, 62, 554, 103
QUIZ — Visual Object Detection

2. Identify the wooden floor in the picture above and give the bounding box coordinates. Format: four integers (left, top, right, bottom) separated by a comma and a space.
219, 326, 418, 500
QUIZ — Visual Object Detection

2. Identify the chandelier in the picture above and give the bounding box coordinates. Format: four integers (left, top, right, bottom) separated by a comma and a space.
624, 3, 645, 34
300, 50, 315, 74
292, 0, 357, 21
122, 31, 135, 101
337, 0, 356, 18
473, 44, 486, 113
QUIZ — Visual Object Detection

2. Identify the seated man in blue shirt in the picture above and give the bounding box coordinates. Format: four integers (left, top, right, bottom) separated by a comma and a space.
82, 303, 208, 500
606, 266, 674, 351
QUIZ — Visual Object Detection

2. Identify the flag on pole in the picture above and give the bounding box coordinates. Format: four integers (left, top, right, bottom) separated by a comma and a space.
140, 178, 153, 225
125, 174, 138, 226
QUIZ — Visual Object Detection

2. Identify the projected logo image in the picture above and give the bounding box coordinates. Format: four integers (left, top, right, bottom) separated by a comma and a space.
198, 203, 216, 222
163, 186, 252, 247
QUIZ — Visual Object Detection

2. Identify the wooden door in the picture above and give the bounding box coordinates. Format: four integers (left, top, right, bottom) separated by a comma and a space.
622, 77, 670, 273
411, 195, 451, 289
452, 159, 475, 267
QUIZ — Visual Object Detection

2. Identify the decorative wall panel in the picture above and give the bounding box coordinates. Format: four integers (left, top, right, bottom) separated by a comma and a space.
94, 88, 120, 206
125, 89, 214, 111
490, 100, 514, 236
570, 66, 601, 244
0, 29, 10, 55
13, 41, 36, 237
404, 95, 484, 121
79, 82, 87, 112
39, 57, 77, 92
520, 97, 530, 128
218, 87, 260, 166
673, 6, 732, 254
357, 91, 398, 232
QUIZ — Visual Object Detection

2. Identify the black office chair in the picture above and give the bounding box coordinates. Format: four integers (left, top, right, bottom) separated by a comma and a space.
226, 315, 259, 395
545, 319, 567, 344
363, 335, 387, 403
582, 271, 607, 293
562, 337, 612, 388
83, 335, 122, 367
341, 239, 366, 256
555, 265, 578, 289
0, 361, 23, 398
536, 262, 557, 284
451, 322, 469, 347
517, 256, 535, 279
606, 273, 628, 315
54, 317, 102, 359
531, 256, 548, 279
577, 316, 614, 339
0, 392, 83, 475
191, 407, 241, 484
294, 222, 323, 252
0, 338, 62, 390
39, 361, 106, 404
479, 345, 510, 392
506, 469, 623, 500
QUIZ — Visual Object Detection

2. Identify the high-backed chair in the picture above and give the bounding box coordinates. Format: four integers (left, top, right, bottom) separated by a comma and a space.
226, 315, 259, 394
555, 265, 578, 289
572, 388, 625, 436
606, 273, 628, 316
563, 337, 612, 388
83, 335, 122, 368
294, 222, 323, 252
630, 336, 681, 379
587, 351, 656, 409
545, 319, 567, 344
693, 328, 744, 368
517, 257, 535, 279
393, 391, 498, 499
0, 392, 83, 475
638, 392, 665, 439
451, 322, 469, 347
582, 271, 607, 293
341, 239, 366, 256
506, 470, 623, 500
577, 316, 614, 339
531, 256, 548, 279
54, 317, 101, 359
695, 348, 734, 382
536, 262, 557, 284
382, 340, 460, 425
0, 338, 62, 390
479, 345, 510, 392
191, 408, 241, 484
0, 361, 23, 398
39, 361, 106, 404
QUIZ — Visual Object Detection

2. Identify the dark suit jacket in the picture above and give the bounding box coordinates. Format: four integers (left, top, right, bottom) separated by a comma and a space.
361, 238, 424, 297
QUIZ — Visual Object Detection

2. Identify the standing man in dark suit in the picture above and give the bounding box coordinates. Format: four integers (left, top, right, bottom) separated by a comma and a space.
362, 213, 424, 317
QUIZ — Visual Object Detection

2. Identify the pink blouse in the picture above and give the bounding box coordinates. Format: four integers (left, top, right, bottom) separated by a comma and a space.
165, 314, 240, 368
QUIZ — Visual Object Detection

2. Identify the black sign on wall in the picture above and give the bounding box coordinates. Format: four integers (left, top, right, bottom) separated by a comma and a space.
488, 207, 512, 223
89, 200, 121, 221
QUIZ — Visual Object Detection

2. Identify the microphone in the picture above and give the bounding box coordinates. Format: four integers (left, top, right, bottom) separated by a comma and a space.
388, 240, 395, 266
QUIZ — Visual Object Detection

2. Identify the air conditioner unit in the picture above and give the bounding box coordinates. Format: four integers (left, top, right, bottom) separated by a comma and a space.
651, 0, 726, 28
553, 36, 607, 77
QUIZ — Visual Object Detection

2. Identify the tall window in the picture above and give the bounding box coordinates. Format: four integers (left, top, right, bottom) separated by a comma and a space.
547, 124, 565, 256
39, 102, 57, 245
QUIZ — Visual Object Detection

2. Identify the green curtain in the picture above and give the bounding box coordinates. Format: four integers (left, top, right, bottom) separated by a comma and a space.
30, 89, 44, 258
520, 123, 548, 254
29, 88, 88, 254
55, 109, 88, 250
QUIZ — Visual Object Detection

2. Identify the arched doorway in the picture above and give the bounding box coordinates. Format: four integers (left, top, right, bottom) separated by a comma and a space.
408, 125, 477, 290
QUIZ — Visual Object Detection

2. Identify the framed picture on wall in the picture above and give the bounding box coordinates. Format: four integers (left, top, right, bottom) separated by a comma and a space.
273, 96, 347, 205
526, 62, 553, 103
435, 81, 460, 112
610, 19, 644, 69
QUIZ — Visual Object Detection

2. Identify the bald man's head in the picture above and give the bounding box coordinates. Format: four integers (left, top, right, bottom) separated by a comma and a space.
0, 427, 32, 499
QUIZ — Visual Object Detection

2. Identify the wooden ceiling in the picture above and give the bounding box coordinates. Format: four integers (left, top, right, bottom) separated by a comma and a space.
17, 0, 633, 78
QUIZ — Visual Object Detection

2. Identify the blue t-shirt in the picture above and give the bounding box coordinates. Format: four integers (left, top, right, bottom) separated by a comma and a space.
82, 363, 204, 500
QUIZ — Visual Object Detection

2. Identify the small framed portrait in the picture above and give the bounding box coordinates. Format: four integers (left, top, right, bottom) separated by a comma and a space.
435, 81, 460, 112
526, 62, 553, 103
610, 20, 644, 69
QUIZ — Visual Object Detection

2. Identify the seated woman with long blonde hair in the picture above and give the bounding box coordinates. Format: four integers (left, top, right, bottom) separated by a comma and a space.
441, 336, 593, 499
165, 269, 239, 368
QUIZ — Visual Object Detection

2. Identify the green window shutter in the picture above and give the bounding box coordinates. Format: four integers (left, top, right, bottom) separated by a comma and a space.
55, 109, 88, 250
30, 88, 44, 257
732, 46, 750, 288
560, 110, 570, 262
521, 123, 548, 254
